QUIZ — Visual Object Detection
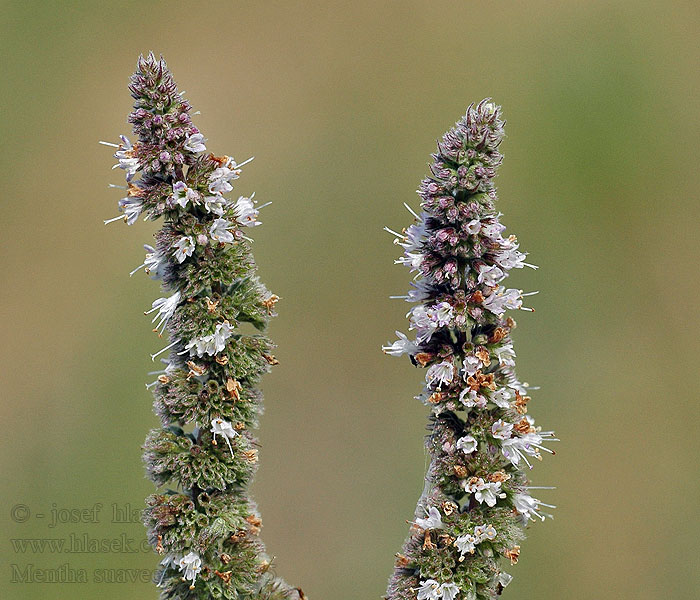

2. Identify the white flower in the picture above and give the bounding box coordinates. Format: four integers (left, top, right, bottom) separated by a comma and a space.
483, 287, 522, 316
207, 157, 249, 194
474, 524, 497, 542
496, 247, 527, 270
145, 291, 180, 335
203, 194, 227, 215
415, 506, 443, 530
130, 244, 167, 279
209, 218, 235, 243
490, 387, 512, 409
491, 419, 513, 440
209, 167, 235, 194
459, 388, 487, 409
184, 133, 206, 153
409, 303, 453, 343
232, 195, 261, 227
172, 236, 195, 263
158, 554, 180, 587
172, 181, 200, 208
185, 321, 234, 357
212, 321, 234, 352
396, 251, 424, 272
178, 551, 202, 588
465, 478, 505, 507
500, 438, 522, 467
409, 305, 434, 339
405, 279, 433, 303
401, 216, 428, 252
382, 331, 418, 356
210, 418, 238, 456
117, 196, 143, 225
439, 583, 459, 600
465, 219, 481, 234
477, 264, 505, 287
426, 361, 454, 389
512, 493, 555, 522
456, 435, 477, 454
113, 135, 139, 180
417, 580, 441, 600
481, 221, 506, 240
494, 343, 516, 367
497, 572, 513, 588
461, 354, 482, 377
430, 302, 453, 327
455, 533, 478, 557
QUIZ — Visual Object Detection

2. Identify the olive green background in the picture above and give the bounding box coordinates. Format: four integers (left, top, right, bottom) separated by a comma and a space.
1, 1, 698, 599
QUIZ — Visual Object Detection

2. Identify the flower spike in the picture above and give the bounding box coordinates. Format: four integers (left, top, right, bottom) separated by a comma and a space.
104, 53, 300, 600
383, 100, 556, 600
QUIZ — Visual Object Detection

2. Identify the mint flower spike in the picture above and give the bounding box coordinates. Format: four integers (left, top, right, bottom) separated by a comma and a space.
103, 53, 300, 600
383, 100, 558, 600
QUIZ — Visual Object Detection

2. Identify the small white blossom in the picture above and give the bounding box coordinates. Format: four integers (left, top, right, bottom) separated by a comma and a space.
158, 554, 180, 587
490, 387, 512, 409
209, 218, 235, 243
396, 250, 424, 272
203, 194, 227, 215
483, 287, 523, 316
426, 361, 455, 390
513, 493, 555, 522
115, 196, 142, 225
491, 419, 513, 440
477, 264, 506, 287
415, 506, 443, 530
130, 244, 167, 279
172, 181, 200, 208
439, 583, 459, 600
145, 291, 181, 335
474, 524, 497, 542
465, 478, 505, 507
113, 135, 139, 180
459, 388, 487, 409
494, 343, 516, 367
382, 331, 418, 356
497, 572, 513, 588
466, 219, 481, 234
178, 551, 202, 588
454, 533, 478, 558
210, 418, 239, 456
185, 321, 234, 357
496, 247, 528, 270
232, 195, 262, 227
481, 221, 506, 240
461, 354, 482, 377
401, 216, 428, 252
456, 435, 477, 454
207, 156, 249, 194
417, 580, 441, 600
184, 133, 206, 153
430, 302, 453, 327
172, 236, 195, 263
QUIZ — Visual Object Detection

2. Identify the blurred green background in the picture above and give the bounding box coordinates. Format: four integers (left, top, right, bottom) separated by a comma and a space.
1, 1, 699, 599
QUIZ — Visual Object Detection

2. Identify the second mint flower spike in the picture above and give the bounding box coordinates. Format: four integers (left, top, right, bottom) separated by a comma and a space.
103, 53, 300, 600
383, 100, 557, 600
